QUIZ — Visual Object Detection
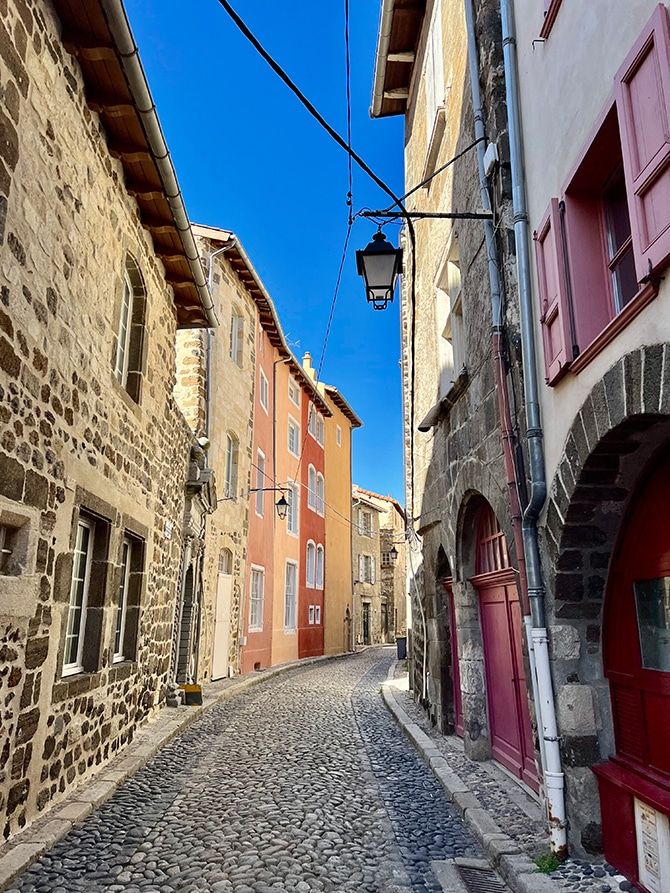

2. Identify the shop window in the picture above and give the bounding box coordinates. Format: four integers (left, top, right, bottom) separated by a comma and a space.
114, 255, 146, 403
535, 6, 670, 383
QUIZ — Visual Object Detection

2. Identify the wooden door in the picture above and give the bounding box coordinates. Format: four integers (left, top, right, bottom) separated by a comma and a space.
212, 571, 232, 680
363, 602, 371, 645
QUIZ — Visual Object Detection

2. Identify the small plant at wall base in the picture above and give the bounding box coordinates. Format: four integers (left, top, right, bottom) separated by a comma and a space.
534, 853, 560, 874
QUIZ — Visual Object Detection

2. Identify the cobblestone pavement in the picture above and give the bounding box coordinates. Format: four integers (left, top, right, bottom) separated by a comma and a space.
7, 649, 480, 893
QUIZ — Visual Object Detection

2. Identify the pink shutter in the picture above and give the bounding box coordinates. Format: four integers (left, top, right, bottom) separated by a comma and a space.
615, 4, 670, 280
533, 198, 572, 385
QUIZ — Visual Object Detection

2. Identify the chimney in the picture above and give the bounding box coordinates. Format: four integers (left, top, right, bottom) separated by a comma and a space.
302, 351, 316, 382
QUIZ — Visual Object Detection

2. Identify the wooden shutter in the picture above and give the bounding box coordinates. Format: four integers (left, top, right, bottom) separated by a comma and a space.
371, 558, 376, 585
616, 4, 670, 280
533, 198, 573, 384
358, 554, 364, 582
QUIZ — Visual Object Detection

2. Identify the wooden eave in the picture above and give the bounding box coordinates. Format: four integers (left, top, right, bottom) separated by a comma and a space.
377, 0, 426, 118
52, 0, 209, 327
324, 385, 363, 429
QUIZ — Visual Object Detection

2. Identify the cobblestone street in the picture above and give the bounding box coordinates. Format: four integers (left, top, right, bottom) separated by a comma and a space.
6, 649, 481, 893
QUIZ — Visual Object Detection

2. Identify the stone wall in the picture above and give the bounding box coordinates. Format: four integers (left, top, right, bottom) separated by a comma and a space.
0, 0, 194, 840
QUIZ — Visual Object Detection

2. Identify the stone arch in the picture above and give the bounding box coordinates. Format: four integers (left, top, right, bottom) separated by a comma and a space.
544, 346, 670, 855
433, 546, 457, 733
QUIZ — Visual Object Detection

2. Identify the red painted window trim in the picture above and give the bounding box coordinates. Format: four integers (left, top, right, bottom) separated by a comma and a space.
539, 0, 563, 40
534, 198, 573, 384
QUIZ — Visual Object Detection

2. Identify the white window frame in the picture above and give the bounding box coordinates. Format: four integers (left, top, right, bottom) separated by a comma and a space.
308, 401, 317, 438
288, 375, 300, 407
317, 413, 325, 447
259, 369, 269, 413
308, 465, 317, 511
336, 425, 342, 447
229, 309, 244, 367
306, 540, 316, 588
224, 433, 239, 499
316, 473, 325, 516
249, 565, 265, 631
113, 536, 132, 663
358, 508, 373, 537
255, 451, 265, 517
284, 560, 298, 631
316, 544, 324, 589
286, 481, 299, 536
63, 519, 94, 676
358, 553, 376, 584
114, 271, 133, 386
308, 605, 315, 625
288, 415, 300, 457
315, 605, 321, 625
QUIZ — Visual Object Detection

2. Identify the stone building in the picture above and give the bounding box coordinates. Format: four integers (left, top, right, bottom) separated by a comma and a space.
0, 0, 215, 841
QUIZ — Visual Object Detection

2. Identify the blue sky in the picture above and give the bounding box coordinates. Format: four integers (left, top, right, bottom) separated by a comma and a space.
123, 0, 406, 502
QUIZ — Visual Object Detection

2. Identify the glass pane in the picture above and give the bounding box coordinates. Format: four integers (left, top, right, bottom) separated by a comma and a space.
605, 174, 632, 257
612, 245, 638, 312
634, 577, 670, 671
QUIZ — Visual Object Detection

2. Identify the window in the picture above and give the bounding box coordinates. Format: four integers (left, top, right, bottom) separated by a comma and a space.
63, 519, 94, 675
286, 482, 299, 536
284, 561, 297, 630
219, 548, 232, 575
308, 605, 315, 625
436, 241, 464, 398
308, 402, 317, 437
0, 523, 21, 575
425, 0, 444, 137
255, 451, 265, 517
317, 414, 325, 447
336, 425, 342, 447
249, 566, 265, 631
229, 308, 244, 366
315, 605, 321, 625
224, 433, 239, 499
535, 6, 670, 383
63, 512, 111, 676
288, 375, 300, 406
381, 550, 393, 567
258, 324, 264, 355
308, 465, 317, 511
288, 416, 300, 457
306, 541, 316, 587
114, 537, 132, 662
259, 369, 269, 412
358, 508, 373, 536
358, 554, 376, 584
316, 473, 325, 516
316, 544, 324, 589
114, 256, 146, 403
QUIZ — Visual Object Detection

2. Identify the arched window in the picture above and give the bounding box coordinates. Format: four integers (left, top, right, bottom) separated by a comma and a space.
308, 465, 317, 510
316, 473, 325, 516
218, 548, 232, 575
114, 255, 146, 403
308, 401, 317, 436
306, 541, 316, 587
224, 433, 239, 499
475, 504, 510, 575
317, 413, 325, 446
316, 544, 324, 589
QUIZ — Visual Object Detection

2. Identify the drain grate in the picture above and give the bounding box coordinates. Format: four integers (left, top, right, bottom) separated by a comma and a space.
458, 865, 508, 893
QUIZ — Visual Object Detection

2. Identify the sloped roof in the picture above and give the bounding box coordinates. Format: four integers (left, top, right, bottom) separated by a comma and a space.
51, 0, 215, 328
371, 0, 427, 119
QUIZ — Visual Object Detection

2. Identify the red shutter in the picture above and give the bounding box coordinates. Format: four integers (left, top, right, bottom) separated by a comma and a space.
615, 3, 670, 280
533, 198, 572, 385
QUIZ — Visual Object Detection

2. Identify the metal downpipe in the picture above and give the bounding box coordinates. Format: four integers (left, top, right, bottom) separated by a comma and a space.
499, 0, 567, 855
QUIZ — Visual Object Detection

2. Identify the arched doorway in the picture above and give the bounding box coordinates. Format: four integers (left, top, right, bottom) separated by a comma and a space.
471, 504, 537, 790
595, 454, 670, 890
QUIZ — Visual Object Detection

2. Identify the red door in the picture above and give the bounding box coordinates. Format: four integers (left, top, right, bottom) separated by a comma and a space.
472, 504, 537, 791
595, 455, 670, 886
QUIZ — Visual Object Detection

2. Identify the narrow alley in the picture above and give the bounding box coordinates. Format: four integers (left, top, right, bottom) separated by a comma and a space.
5, 650, 483, 893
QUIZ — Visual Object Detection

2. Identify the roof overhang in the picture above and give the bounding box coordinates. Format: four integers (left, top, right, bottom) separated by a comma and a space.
193, 225, 332, 417
323, 385, 363, 429
371, 0, 427, 119
51, 0, 216, 328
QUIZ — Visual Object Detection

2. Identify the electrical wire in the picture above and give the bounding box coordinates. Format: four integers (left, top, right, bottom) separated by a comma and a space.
344, 0, 354, 225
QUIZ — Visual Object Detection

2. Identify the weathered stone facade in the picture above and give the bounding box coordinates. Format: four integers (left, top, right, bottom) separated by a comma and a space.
0, 0, 207, 841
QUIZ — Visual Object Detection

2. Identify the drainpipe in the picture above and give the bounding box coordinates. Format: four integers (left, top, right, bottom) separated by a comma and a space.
499, 0, 567, 856
205, 241, 237, 438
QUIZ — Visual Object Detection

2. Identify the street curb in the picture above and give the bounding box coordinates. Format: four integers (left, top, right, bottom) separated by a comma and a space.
381, 669, 565, 893
0, 650, 350, 892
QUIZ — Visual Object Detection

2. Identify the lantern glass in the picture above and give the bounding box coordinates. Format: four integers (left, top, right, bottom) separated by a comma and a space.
275, 495, 289, 520
356, 231, 402, 310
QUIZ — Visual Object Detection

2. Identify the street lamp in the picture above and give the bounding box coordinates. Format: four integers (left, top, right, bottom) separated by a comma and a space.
274, 494, 288, 520
356, 230, 403, 310
390, 544, 398, 562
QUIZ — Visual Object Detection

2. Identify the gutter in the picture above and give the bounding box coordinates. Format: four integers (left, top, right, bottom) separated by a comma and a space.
99, 0, 218, 329
371, 0, 396, 118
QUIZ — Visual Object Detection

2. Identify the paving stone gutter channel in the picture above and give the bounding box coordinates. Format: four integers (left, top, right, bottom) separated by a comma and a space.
0, 652, 348, 893
382, 665, 635, 893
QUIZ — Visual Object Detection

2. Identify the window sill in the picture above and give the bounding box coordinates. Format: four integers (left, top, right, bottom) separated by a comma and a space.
570, 280, 659, 375
539, 0, 563, 39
